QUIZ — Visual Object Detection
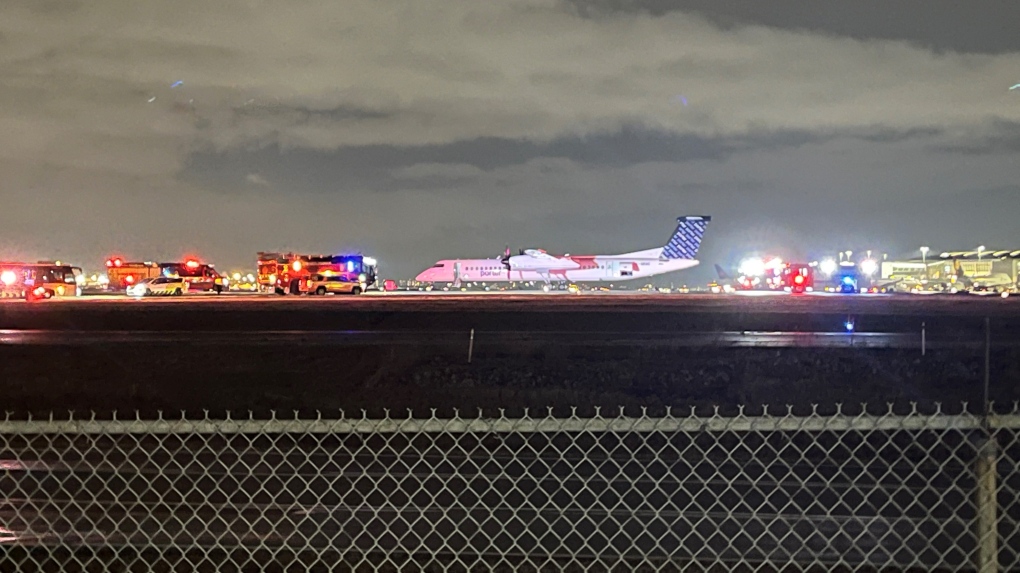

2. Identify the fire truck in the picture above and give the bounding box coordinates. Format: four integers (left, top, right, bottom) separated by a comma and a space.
257, 252, 378, 294
105, 257, 228, 293
777, 263, 814, 294
1, 262, 83, 299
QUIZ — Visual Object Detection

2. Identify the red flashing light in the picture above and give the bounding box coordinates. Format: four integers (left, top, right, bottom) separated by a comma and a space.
793, 275, 805, 285
292, 261, 303, 272
114, 258, 123, 267
105, 259, 113, 267
185, 260, 199, 269
125, 275, 135, 284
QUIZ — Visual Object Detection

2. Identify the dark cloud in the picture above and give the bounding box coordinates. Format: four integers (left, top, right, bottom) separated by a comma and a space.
928, 121, 1020, 155
183, 125, 941, 194
231, 103, 393, 125
563, 0, 1020, 54
2, 0, 1019, 280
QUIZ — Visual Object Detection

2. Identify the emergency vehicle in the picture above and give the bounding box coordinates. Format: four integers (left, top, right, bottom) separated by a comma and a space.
105, 257, 228, 293
777, 263, 814, 294
1, 262, 28, 298
1, 262, 83, 299
105, 259, 162, 290
301, 273, 365, 295
161, 260, 229, 293
834, 261, 860, 294
257, 252, 378, 294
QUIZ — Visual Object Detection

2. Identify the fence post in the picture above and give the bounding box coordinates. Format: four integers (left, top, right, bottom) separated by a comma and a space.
976, 316, 997, 573
976, 436, 998, 573
921, 321, 926, 356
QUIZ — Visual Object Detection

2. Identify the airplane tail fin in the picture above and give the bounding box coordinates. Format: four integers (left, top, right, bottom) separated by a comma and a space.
713, 264, 729, 280
662, 216, 711, 260
952, 258, 973, 286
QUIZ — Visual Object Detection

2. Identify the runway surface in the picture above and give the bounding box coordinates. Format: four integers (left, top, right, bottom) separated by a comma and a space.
2, 289, 1018, 316
1, 291, 1018, 338
0, 328, 1002, 349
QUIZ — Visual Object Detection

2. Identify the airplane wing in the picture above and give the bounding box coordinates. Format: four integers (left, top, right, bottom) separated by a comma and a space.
509, 250, 581, 271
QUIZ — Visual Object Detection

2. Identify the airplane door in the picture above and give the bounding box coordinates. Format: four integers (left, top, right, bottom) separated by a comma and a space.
607, 261, 633, 278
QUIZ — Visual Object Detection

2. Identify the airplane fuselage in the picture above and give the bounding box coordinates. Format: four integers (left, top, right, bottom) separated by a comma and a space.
415, 248, 699, 284
415, 215, 711, 285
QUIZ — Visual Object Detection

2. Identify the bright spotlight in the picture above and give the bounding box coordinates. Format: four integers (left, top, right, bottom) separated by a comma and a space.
819, 259, 837, 276
738, 257, 766, 277
860, 259, 878, 276
0, 270, 16, 286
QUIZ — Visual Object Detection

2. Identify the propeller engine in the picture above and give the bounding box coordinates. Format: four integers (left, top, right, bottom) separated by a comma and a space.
500, 245, 512, 280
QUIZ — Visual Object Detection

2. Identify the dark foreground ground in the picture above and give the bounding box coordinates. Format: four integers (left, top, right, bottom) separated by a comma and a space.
1, 342, 1017, 416
1, 294, 1018, 416
1, 296, 1017, 571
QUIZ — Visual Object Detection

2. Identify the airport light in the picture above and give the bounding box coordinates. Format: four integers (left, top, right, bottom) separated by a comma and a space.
860, 258, 878, 276
819, 258, 837, 276
738, 257, 766, 277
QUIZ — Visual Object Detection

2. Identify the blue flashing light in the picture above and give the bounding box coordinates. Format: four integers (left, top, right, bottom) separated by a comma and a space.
844, 320, 855, 332
842, 276, 855, 285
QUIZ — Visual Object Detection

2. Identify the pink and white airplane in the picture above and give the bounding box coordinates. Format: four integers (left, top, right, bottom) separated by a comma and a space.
415, 216, 711, 288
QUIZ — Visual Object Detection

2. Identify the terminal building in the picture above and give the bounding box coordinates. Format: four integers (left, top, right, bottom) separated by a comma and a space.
880, 249, 1020, 288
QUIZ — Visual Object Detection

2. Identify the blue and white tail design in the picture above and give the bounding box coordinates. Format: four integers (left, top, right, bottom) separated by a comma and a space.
662, 216, 711, 260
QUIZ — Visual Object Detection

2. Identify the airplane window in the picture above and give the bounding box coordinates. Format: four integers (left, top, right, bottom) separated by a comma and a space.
433, 263, 445, 268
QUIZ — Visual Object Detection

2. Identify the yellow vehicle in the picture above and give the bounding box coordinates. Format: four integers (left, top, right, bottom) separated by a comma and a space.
302, 273, 364, 295
126, 276, 190, 297
23, 263, 83, 300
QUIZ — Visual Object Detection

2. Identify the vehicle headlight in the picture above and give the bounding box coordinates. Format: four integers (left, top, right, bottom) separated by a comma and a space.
358, 273, 367, 282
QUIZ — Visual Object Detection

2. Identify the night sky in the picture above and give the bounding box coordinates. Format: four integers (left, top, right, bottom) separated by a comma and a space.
2, 0, 1018, 280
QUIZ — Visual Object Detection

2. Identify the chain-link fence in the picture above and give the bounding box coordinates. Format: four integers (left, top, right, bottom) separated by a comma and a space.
0, 404, 1018, 572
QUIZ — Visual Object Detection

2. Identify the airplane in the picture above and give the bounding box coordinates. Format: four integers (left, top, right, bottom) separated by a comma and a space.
414, 216, 711, 291
937, 258, 1016, 293
708, 263, 766, 293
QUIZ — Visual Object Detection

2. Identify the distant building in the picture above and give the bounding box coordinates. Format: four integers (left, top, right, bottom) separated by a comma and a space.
881, 250, 1020, 284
